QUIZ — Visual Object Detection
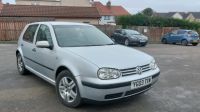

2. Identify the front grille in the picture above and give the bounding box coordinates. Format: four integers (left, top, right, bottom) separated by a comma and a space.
120, 64, 151, 76
125, 84, 151, 96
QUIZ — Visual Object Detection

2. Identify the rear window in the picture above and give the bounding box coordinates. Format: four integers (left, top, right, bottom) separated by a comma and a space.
23, 24, 39, 43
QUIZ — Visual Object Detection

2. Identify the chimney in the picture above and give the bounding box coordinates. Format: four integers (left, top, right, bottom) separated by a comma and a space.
106, 0, 111, 8
90, 0, 94, 6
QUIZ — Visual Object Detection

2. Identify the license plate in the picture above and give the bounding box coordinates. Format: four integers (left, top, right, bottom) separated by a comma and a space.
131, 77, 152, 90
140, 40, 146, 42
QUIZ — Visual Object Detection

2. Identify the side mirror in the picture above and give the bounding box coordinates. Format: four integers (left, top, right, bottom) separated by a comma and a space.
36, 41, 52, 49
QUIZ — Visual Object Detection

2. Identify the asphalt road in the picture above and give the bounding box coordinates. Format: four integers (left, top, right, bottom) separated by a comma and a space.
0, 44, 200, 112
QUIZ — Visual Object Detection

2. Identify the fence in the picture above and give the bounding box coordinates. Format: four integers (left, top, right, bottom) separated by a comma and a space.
0, 17, 54, 41
97, 25, 179, 43
0, 17, 179, 43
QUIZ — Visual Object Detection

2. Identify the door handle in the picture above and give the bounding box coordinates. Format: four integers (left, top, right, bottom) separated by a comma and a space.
32, 48, 36, 52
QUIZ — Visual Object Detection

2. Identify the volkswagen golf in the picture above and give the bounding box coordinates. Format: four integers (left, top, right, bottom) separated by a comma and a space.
16, 22, 160, 108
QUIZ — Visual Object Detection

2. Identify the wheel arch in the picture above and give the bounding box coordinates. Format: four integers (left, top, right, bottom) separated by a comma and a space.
181, 39, 187, 42
162, 37, 167, 41
16, 50, 20, 56
55, 66, 73, 80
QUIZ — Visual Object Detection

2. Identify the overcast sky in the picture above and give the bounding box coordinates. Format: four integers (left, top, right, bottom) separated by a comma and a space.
2, 0, 200, 14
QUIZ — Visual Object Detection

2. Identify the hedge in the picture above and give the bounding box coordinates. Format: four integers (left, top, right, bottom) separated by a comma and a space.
116, 14, 200, 30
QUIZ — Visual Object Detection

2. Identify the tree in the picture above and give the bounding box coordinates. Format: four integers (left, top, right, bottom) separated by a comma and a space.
142, 8, 154, 16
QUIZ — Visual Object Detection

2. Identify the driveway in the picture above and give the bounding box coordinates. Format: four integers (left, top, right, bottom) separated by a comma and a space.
0, 44, 200, 112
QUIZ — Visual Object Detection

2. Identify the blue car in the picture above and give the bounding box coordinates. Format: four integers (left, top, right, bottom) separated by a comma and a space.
161, 30, 200, 46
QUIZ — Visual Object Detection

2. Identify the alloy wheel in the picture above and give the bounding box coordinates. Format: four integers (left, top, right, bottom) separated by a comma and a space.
182, 40, 188, 46
125, 39, 129, 46
59, 77, 77, 103
17, 55, 24, 72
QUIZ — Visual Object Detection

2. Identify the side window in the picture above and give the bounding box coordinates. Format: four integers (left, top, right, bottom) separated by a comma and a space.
115, 30, 122, 34
177, 30, 186, 35
36, 25, 53, 45
23, 24, 39, 43
172, 30, 178, 35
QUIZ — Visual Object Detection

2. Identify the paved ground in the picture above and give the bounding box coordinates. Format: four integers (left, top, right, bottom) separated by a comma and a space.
0, 44, 200, 112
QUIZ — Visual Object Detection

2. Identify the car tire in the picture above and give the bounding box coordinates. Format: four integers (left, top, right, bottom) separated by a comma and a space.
141, 43, 147, 47
181, 40, 188, 46
162, 39, 167, 44
192, 43, 198, 46
124, 39, 129, 46
16, 53, 28, 75
56, 70, 82, 108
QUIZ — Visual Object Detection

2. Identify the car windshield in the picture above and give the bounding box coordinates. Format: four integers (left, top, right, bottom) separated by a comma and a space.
53, 25, 114, 47
125, 30, 141, 35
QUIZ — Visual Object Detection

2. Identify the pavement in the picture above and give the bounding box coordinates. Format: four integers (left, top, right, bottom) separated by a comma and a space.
0, 44, 200, 112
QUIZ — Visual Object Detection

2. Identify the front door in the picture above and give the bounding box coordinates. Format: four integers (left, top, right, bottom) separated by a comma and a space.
34, 24, 57, 80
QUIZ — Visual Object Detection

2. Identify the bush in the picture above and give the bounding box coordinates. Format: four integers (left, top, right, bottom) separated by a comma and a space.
116, 14, 200, 30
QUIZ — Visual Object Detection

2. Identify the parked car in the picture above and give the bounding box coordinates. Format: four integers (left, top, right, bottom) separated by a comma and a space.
161, 29, 200, 46
111, 29, 148, 46
16, 22, 160, 108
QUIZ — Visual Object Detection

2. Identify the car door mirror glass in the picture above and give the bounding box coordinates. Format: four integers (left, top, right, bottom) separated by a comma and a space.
36, 41, 51, 49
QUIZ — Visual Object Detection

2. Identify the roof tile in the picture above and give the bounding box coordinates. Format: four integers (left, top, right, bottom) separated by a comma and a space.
0, 4, 100, 18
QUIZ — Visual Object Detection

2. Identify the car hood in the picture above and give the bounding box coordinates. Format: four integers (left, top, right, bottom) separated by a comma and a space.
64, 45, 153, 69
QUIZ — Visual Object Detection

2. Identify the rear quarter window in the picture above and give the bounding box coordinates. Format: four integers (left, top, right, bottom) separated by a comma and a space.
23, 24, 39, 43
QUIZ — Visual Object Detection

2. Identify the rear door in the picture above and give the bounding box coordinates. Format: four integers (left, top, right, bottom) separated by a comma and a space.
21, 24, 39, 68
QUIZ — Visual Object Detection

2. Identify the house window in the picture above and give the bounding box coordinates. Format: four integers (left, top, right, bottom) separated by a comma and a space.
104, 16, 110, 20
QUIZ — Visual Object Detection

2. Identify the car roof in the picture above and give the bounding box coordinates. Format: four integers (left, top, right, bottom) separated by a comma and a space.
115, 29, 137, 31
178, 29, 193, 32
29, 21, 93, 26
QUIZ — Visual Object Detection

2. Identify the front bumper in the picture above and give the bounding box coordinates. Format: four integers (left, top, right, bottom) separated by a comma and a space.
78, 72, 160, 101
129, 40, 148, 46
190, 40, 200, 44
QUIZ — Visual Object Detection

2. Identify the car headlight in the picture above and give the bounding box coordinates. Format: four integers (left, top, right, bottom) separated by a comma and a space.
97, 68, 122, 80
149, 60, 157, 70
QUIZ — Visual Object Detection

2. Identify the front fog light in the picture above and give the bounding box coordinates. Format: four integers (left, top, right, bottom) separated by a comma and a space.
97, 68, 121, 80
150, 60, 157, 70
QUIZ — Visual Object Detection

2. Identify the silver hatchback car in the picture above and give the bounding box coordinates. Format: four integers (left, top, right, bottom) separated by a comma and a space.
16, 22, 160, 107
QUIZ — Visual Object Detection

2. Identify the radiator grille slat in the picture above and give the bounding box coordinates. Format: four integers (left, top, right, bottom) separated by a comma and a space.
120, 64, 151, 76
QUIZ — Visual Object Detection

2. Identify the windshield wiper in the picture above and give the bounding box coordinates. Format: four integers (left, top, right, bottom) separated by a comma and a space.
80, 43, 115, 47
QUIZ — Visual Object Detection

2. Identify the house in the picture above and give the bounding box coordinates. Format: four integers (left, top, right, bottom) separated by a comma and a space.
0, 3, 100, 24
155, 12, 200, 22
16, 0, 93, 7
93, 1, 130, 25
